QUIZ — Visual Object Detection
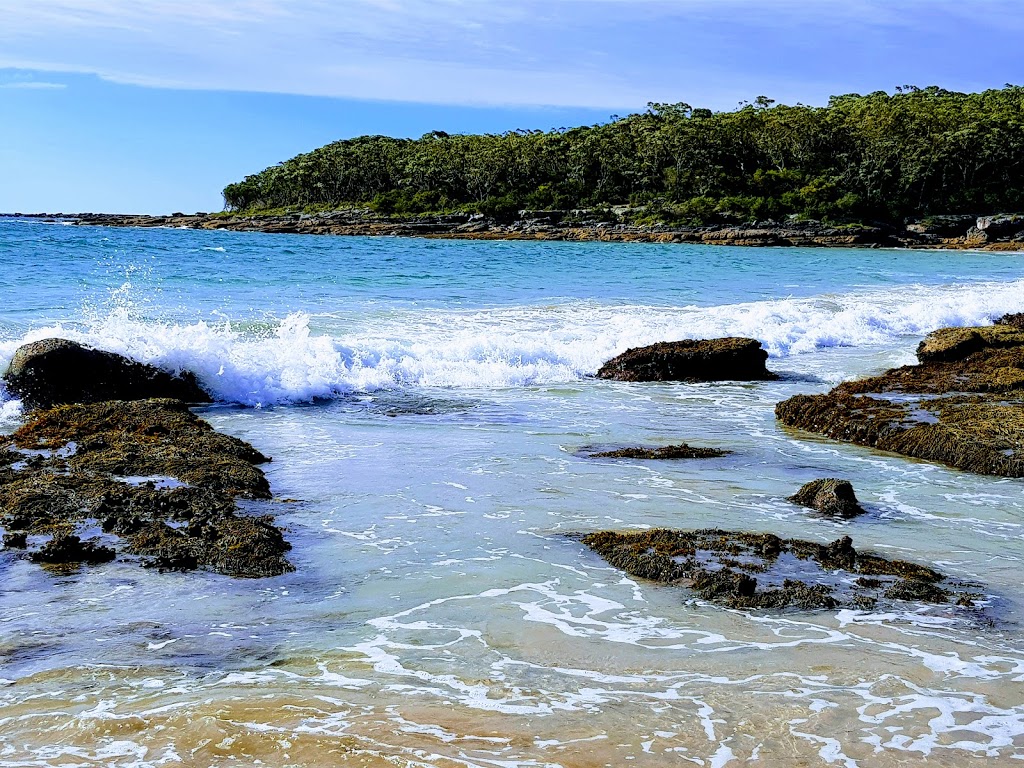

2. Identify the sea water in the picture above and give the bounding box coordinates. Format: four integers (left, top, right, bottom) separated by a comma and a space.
1, 219, 1023, 766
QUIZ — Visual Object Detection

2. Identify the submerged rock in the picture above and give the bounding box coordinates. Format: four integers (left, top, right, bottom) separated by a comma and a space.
585, 443, 730, 459
596, 338, 777, 382
0, 399, 292, 577
581, 528, 967, 611
3, 338, 211, 408
776, 324, 1024, 477
789, 478, 865, 518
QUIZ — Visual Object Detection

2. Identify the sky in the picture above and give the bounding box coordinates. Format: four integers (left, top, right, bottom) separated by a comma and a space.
1, 0, 1022, 214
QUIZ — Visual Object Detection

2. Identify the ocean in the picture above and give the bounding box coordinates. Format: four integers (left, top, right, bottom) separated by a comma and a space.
1, 219, 1023, 766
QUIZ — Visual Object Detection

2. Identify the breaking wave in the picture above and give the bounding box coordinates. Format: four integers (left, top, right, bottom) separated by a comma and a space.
1, 279, 1021, 406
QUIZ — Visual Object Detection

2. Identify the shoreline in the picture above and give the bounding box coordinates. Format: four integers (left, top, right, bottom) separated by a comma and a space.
5, 210, 1024, 250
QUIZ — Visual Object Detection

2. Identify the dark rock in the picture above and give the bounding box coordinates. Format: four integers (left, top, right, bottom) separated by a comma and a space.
692, 569, 757, 600
596, 338, 777, 382
883, 580, 951, 603
30, 534, 115, 565
777, 324, 1024, 477
15, 399, 269, 497
789, 479, 865, 518
996, 313, 1024, 329
3, 338, 211, 409
585, 443, 730, 459
3, 531, 27, 549
818, 535, 858, 570
581, 528, 968, 611
1, 399, 292, 578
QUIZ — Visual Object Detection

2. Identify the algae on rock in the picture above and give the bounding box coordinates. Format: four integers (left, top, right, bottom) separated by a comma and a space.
582, 528, 970, 611
776, 324, 1024, 477
0, 399, 293, 577
584, 443, 730, 460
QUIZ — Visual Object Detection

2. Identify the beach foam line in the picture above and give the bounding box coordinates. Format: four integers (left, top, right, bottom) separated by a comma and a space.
0, 279, 1021, 406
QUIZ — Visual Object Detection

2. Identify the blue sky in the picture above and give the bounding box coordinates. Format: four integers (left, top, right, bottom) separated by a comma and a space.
2, 0, 1022, 213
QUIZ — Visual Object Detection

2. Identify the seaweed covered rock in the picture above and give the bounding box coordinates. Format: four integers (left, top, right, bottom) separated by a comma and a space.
3, 338, 211, 408
0, 399, 292, 577
596, 338, 777, 382
789, 478, 864, 518
777, 324, 1024, 476
30, 534, 115, 566
584, 443, 730, 459
915, 325, 1024, 363
581, 528, 971, 611
15, 399, 270, 497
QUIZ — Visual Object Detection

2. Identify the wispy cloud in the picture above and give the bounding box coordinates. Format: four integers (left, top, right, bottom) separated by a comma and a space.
0, 80, 67, 89
0, 0, 1019, 108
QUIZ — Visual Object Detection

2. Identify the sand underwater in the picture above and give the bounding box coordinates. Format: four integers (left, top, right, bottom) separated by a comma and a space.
1, 219, 1024, 766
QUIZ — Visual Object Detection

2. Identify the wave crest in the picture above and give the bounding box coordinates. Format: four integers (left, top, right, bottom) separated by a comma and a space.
1, 279, 1021, 406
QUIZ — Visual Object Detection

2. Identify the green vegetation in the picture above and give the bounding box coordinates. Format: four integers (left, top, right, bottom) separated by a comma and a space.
223, 86, 1024, 225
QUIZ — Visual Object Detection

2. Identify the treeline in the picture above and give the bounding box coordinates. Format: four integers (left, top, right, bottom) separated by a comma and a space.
223, 86, 1024, 224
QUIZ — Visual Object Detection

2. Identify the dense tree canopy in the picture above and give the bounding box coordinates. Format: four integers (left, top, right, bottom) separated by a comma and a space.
223, 86, 1024, 224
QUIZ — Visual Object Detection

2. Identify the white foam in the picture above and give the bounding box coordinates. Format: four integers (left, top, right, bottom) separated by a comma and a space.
0, 278, 1020, 406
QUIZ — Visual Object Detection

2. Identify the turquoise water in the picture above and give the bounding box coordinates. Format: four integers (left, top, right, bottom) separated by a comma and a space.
1, 220, 1024, 766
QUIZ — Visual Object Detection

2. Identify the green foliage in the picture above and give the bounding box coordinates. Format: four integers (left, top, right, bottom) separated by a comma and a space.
223, 86, 1024, 225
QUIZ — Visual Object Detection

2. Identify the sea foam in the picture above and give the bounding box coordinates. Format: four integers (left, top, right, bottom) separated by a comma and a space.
0, 279, 1021, 406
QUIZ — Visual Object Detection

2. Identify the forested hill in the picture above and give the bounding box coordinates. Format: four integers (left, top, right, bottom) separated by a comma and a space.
223, 86, 1024, 225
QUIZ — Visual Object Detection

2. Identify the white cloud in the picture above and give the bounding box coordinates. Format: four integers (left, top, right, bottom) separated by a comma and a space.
0, 80, 67, 89
0, 0, 1019, 108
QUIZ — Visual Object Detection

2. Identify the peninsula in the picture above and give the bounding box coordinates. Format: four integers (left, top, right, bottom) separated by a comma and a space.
11, 85, 1024, 249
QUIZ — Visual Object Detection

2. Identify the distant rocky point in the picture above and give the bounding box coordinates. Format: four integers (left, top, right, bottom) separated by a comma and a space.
6, 210, 1024, 249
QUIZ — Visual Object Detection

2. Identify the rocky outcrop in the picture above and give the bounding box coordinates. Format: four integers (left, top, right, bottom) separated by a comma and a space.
915, 324, 1024, 363
0, 399, 292, 577
776, 324, 1024, 476
3, 338, 211, 408
789, 478, 864, 518
584, 443, 729, 459
581, 528, 975, 610
16, 208, 1022, 249
597, 338, 776, 382
967, 214, 1024, 244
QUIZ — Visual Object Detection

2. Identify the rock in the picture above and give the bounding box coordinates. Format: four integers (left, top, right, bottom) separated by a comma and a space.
1, 399, 292, 577
581, 528, 969, 611
976, 214, 1024, 239
2, 531, 27, 549
789, 478, 865, 518
777, 324, 1024, 477
3, 338, 211, 409
29, 534, 115, 566
996, 313, 1024, 329
585, 443, 730, 459
915, 325, 1024, 363
882, 580, 951, 603
904, 215, 977, 237
596, 338, 777, 382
